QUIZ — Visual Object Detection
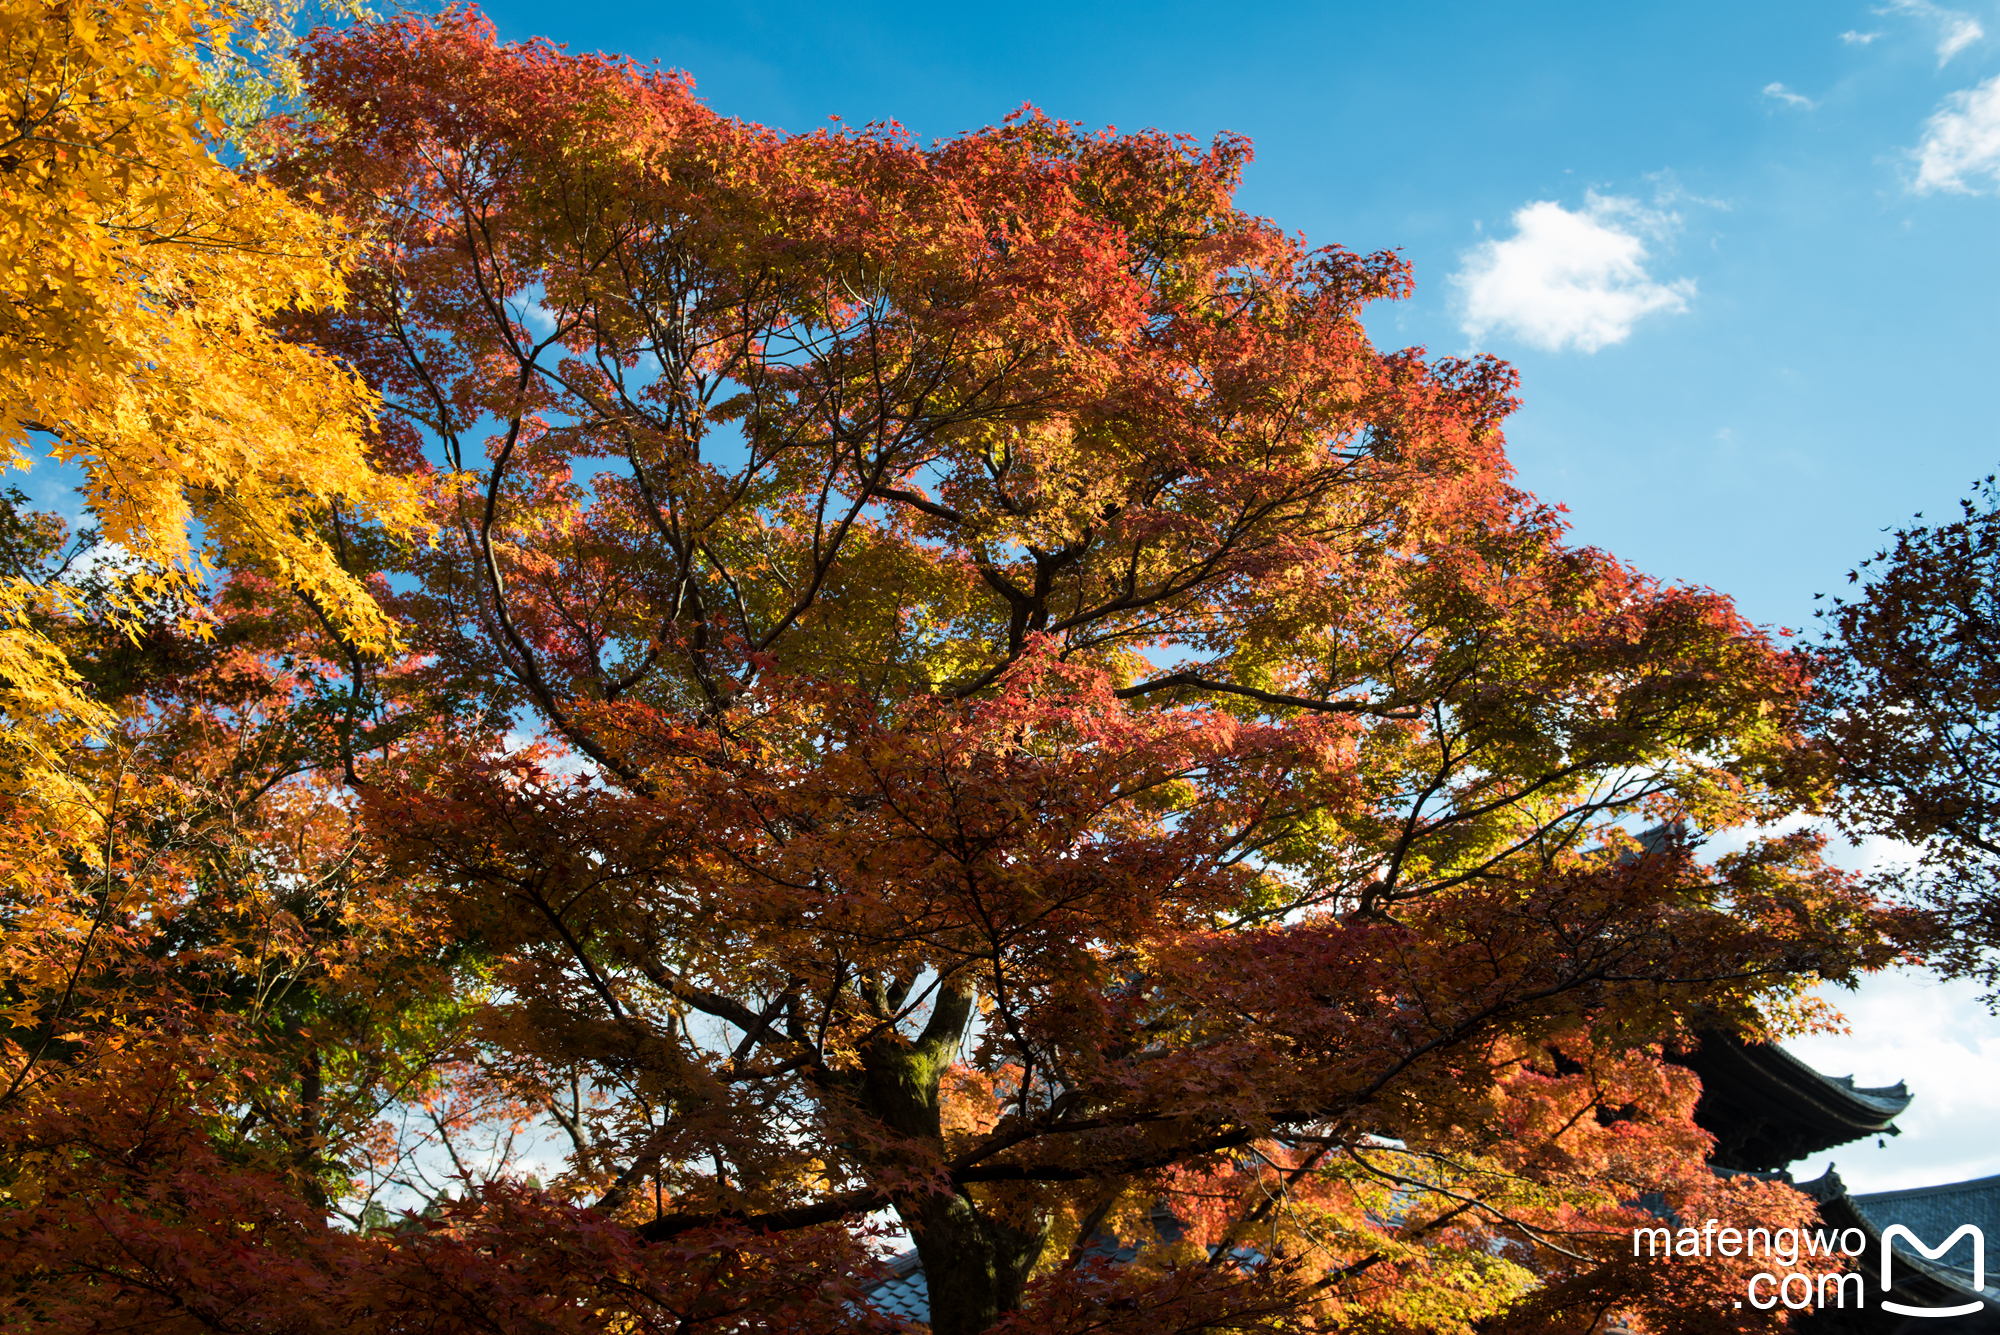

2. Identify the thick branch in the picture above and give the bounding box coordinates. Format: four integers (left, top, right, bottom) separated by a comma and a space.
1115, 671, 1417, 718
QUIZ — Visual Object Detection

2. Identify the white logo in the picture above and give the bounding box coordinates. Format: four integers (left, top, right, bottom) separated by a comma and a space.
1880, 1224, 1985, 1318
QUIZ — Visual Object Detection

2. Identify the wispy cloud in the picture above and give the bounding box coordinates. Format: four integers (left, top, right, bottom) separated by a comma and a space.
1762, 81, 1818, 109
1878, 0, 1985, 64
1452, 192, 1695, 354
1788, 965, 2000, 1194
1842, 28, 1885, 44
1913, 73, 2000, 192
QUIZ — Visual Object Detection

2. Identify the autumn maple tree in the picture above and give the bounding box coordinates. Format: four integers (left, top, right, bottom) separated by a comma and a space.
0, 7, 1901, 1334
1809, 475, 2000, 1001
0, 0, 417, 783
1, 0, 440, 1325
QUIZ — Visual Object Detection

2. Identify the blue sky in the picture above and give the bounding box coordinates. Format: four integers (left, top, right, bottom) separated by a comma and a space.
460, 0, 2000, 1188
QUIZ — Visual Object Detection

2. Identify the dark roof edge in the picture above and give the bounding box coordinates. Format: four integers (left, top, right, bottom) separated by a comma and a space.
1694, 1029, 1913, 1122
1751, 1037, 1912, 1116
1852, 1170, 2000, 1205
1799, 1167, 2000, 1314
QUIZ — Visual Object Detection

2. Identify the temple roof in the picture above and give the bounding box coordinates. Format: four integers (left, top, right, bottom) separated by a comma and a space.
862, 1037, 1930, 1323
865, 1248, 931, 1322
1799, 1167, 2000, 1331
1680, 1029, 1912, 1173
861, 1209, 1187, 1324
1852, 1172, 2000, 1299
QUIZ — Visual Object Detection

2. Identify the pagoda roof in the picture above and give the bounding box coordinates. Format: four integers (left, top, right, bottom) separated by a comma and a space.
1852, 1171, 2000, 1298
1680, 1029, 1911, 1173
1800, 1166, 2000, 1329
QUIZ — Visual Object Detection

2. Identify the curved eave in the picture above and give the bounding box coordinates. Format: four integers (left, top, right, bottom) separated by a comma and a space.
1681, 1029, 1910, 1171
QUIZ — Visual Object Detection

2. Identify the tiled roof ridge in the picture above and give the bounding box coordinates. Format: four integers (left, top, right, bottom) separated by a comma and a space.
1798, 1166, 2000, 1316
1728, 1031, 1913, 1117
875, 1247, 924, 1279
1851, 1171, 2000, 1205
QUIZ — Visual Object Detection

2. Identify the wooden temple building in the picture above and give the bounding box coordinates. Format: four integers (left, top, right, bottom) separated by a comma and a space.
1677, 1029, 1913, 1175
1678, 1030, 2000, 1331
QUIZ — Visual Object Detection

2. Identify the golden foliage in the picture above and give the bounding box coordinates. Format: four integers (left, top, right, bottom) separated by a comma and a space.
0, 0, 416, 772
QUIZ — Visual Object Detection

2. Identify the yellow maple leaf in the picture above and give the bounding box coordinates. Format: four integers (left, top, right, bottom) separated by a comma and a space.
0, 0, 418, 790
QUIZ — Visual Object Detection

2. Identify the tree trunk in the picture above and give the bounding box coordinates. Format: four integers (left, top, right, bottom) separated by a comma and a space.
901, 1188, 1048, 1335
845, 980, 1047, 1334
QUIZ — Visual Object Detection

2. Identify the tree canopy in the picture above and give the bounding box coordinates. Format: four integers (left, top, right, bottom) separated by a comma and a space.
0, 0, 417, 783
0, 8, 1903, 1334
1811, 474, 2000, 1001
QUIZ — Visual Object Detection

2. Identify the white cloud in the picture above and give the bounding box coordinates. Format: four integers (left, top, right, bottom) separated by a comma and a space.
1762, 81, 1818, 109
1878, 0, 1985, 63
65, 537, 144, 585
1913, 73, 2000, 192
1788, 968, 2000, 1193
522, 302, 557, 337
1452, 192, 1696, 354
1842, 28, 1886, 43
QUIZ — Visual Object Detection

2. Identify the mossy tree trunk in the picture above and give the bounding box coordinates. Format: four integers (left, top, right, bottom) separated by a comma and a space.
840, 979, 1049, 1335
